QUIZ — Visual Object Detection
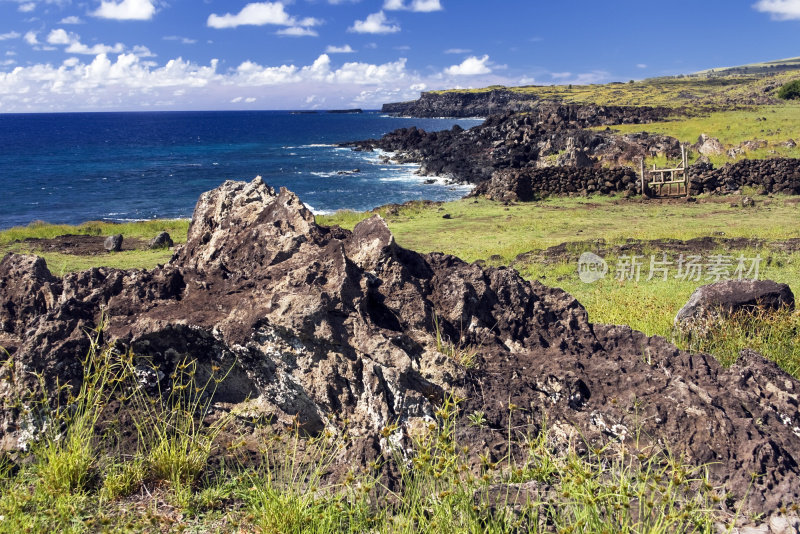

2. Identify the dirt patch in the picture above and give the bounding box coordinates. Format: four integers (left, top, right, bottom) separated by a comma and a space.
20, 235, 149, 256
514, 236, 800, 266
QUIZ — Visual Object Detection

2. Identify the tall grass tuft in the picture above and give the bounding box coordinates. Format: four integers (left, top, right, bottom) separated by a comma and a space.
36, 324, 125, 494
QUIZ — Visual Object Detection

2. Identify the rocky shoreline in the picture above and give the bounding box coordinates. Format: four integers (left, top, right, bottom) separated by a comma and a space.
349, 102, 799, 201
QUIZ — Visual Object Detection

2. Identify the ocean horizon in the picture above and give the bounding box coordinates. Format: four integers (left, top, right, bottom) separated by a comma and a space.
0, 110, 482, 229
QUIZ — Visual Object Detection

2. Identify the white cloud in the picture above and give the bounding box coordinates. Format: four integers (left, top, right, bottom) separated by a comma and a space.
207, 2, 319, 30
326, 44, 355, 53
754, 0, 800, 19
0, 50, 519, 112
59, 16, 84, 24
18, 2, 36, 12
444, 48, 471, 54
277, 26, 319, 37
46, 28, 125, 55
384, 0, 442, 11
92, 0, 156, 21
47, 29, 74, 45
164, 35, 197, 44
0, 32, 22, 41
444, 55, 491, 76
636, 63, 647, 69
24, 31, 39, 45
1, 59, 16, 66
349, 11, 399, 33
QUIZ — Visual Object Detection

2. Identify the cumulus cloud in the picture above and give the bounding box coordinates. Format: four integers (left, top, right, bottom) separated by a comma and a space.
0, 32, 22, 41
636, 63, 647, 69
325, 44, 355, 53
46, 28, 125, 55
444, 48, 470, 54
444, 55, 491, 76
92, 0, 157, 20
24, 31, 39, 45
349, 11, 399, 33
277, 26, 319, 37
46, 29, 73, 45
384, 0, 442, 11
0, 52, 424, 111
753, 0, 800, 19
207, 2, 320, 33
18, 2, 35, 12
59, 16, 84, 24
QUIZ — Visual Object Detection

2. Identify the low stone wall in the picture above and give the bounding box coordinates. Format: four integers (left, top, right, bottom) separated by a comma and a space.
689, 158, 800, 195
472, 158, 800, 201
471, 167, 640, 201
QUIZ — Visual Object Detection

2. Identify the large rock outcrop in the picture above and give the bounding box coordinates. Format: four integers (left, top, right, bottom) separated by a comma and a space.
1, 177, 799, 516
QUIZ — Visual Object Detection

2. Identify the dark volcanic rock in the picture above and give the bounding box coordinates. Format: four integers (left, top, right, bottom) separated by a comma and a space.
345, 106, 681, 189
104, 234, 123, 252
148, 231, 174, 250
689, 158, 800, 196
675, 279, 795, 333
1, 177, 799, 516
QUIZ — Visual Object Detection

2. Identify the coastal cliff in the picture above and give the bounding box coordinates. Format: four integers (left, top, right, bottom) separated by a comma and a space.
382, 89, 541, 117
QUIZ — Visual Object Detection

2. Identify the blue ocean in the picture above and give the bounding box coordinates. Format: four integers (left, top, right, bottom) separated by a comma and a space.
0, 111, 482, 229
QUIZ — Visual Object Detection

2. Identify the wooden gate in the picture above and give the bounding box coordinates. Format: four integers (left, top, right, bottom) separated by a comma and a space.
640, 145, 690, 198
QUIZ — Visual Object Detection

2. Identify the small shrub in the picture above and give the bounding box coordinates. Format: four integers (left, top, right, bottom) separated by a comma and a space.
777, 79, 800, 100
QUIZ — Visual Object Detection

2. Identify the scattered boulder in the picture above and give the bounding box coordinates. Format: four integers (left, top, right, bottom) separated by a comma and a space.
103, 234, 123, 252
148, 232, 174, 250
695, 134, 725, 156
675, 279, 795, 333
2, 177, 800, 518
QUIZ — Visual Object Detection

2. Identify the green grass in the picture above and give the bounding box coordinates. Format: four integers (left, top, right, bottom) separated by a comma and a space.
428, 68, 800, 108
319, 194, 800, 264
605, 102, 800, 166
0, 218, 190, 247
0, 218, 189, 273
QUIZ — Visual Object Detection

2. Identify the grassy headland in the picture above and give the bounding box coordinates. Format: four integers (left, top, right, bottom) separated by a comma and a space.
430, 64, 800, 108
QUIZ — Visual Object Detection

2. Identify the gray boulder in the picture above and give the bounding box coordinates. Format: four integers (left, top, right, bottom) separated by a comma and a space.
149, 232, 174, 250
103, 234, 123, 252
675, 279, 795, 333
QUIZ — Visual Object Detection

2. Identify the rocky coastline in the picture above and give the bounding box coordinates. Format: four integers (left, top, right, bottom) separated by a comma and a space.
350, 101, 800, 201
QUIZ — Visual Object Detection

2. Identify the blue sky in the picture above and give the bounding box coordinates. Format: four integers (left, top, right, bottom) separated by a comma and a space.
0, 0, 798, 112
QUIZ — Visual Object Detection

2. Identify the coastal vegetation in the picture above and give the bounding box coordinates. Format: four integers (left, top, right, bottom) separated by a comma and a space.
429, 64, 800, 108
778, 79, 800, 100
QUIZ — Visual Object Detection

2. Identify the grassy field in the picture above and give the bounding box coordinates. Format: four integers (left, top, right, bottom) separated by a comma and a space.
0, 219, 189, 273
430, 68, 800, 108
604, 102, 800, 166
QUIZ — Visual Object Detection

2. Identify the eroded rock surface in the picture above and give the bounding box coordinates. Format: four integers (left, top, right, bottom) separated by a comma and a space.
1, 177, 799, 516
